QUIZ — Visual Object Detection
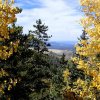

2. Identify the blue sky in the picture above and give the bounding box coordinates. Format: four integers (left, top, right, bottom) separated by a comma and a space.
15, 0, 84, 41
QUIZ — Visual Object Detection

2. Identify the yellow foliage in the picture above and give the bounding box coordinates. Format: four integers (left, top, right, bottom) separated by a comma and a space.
63, 0, 100, 99
63, 69, 70, 78
0, 0, 21, 99
0, 0, 20, 60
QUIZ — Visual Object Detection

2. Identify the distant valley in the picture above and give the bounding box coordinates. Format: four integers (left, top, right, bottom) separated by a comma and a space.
48, 41, 76, 60
48, 41, 76, 51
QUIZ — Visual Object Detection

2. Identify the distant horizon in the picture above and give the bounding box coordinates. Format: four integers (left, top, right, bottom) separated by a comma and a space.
48, 40, 78, 43
48, 41, 76, 51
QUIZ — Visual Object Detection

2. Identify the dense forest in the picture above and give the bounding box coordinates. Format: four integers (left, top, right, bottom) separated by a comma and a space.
0, 0, 100, 100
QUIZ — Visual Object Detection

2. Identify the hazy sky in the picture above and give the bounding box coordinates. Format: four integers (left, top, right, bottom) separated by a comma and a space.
16, 0, 84, 41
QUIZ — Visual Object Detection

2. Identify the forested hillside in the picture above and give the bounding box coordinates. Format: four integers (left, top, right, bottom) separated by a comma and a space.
0, 0, 100, 100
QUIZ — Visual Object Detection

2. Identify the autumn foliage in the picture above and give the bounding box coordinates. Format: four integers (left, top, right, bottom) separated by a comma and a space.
0, 0, 20, 60
0, 0, 21, 99
63, 0, 100, 99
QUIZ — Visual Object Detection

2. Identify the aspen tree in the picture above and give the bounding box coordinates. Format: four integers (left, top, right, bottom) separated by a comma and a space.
0, 0, 21, 99
63, 0, 100, 99
0, 0, 20, 60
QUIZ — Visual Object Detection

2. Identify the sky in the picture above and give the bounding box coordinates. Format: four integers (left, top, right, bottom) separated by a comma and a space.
15, 0, 84, 41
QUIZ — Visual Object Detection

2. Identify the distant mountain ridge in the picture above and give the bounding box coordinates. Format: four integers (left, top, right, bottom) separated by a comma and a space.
48, 41, 76, 51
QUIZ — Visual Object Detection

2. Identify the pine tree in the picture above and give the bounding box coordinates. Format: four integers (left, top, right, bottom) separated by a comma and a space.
1, 23, 65, 99
60, 53, 67, 64
29, 19, 51, 53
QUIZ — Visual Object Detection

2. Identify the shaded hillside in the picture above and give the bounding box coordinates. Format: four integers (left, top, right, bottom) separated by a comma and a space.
48, 49, 74, 60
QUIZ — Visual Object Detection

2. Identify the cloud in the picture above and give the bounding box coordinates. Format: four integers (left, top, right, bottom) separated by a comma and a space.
16, 0, 83, 41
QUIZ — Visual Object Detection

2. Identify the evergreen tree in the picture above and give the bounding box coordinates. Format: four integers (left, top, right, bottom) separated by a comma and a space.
1, 23, 65, 100
60, 53, 67, 64
29, 19, 51, 53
